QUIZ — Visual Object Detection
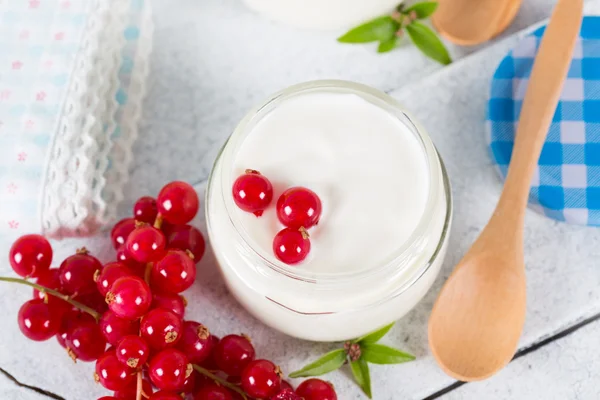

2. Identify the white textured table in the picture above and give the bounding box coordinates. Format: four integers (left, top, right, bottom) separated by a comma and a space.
1, 1, 598, 399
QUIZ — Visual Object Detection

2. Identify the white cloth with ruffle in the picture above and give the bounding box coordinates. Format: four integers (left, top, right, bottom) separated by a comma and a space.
0, 0, 152, 241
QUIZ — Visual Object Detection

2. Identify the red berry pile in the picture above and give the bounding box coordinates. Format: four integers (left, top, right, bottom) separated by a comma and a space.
6, 180, 337, 400
232, 171, 323, 265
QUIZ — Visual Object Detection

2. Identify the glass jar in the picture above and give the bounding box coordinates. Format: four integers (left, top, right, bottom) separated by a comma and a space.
206, 80, 452, 342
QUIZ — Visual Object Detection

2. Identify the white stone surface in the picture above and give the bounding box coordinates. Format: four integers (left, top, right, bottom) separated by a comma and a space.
1, 0, 598, 399
446, 319, 600, 400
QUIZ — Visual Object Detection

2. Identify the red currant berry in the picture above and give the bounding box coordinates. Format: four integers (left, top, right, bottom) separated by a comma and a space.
194, 371, 214, 390
134, 196, 158, 224
106, 276, 152, 320
59, 250, 102, 295
280, 380, 294, 391
116, 247, 146, 277
241, 359, 282, 398
157, 181, 199, 224
228, 391, 246, 400
57, 309, 95, 348
152, 291, 186, 317
188, 370, 208, 392
272, 388, 302, 400
114, 378, 153, 399
116, 335, 150, 368
194, 383, 232, 400
159, 220, 175, 235
17, 299, 60, 341
94, 349, 136, 391
181, 368, 196, 394
148, 348, 191, 391
148, 391, 181, 400
232, 169, 273, 217
151, 249, 196, 293
74, 291, 109, 314
273, 227, 311, 264
166, 224, 206, 263
276, 187, 322, 229
111, 218, 137, 250
9, 234, 52, 277
95, 262, 132, 296
141, 308, 183, 350
99, 310, 140, 346
33, 267, 61, 300
33, 268, 70, 317
213, 334, 255, 376
177, 321, 214, 364
45, 296, 71, 321
99, 397, 117, 400
66, 320, 107, 362
126, 226, 166, 263
296, 379, 337, 400
199, 335, 220, 370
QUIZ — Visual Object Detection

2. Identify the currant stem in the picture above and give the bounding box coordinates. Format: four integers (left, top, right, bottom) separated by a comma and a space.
135, 371, 142, 400
153, 213, 163, 229
192, 364, 248, 400
0, 276, 100, 320
144, 263, 152, 284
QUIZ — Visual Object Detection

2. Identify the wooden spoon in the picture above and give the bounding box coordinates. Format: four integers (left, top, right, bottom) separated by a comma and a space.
428, 0, 583, 382
431, 0, 523, 46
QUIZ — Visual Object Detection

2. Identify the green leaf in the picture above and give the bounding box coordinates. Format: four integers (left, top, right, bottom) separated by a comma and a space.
289, 349, 346, 378
404, 1, 439, 19
361, 343, 416, 365
378, 37, 398, 53
405, 21, 452, 65
338, 16, 399, 44
355, 322, 395, 344
350, 359, 372, 399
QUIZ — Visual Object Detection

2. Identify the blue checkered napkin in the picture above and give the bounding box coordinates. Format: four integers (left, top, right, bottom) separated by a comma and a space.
487, 16, 600, 226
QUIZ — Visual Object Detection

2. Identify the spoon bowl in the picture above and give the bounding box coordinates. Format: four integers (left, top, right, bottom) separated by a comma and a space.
429, 250, 526, 381
497, 0, 524, 37
432, 0, 523, 46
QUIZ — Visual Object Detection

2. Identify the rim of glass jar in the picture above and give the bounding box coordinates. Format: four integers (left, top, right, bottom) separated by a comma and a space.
218, 80, 442, 284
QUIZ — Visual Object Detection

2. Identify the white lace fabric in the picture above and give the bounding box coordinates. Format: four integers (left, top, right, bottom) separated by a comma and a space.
40, 0, 153, 238
102, 2, 153, 226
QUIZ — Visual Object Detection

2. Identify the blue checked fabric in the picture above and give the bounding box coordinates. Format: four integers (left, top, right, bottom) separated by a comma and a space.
487, 16, 600, 226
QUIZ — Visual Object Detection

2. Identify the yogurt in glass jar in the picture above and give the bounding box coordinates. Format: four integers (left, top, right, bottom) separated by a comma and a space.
206, 80, 451, 341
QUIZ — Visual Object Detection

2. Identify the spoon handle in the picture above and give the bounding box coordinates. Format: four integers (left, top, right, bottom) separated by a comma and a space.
494, 0, 583, 226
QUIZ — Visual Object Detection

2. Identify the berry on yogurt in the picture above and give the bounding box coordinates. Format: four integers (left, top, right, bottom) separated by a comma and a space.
276, 187, 322, 229
273, 227, 311, 265
232, 169, 273, 217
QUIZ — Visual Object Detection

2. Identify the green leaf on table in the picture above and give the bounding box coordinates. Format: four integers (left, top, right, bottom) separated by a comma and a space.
378, 37, 398, 53
355, 322, 395, 344
361, 343, 416, 365
338, 16, 399, 43
350, 358, 372, 399
404, 1, 439, 19
288, 349, 346, 378
405, 21, 452, 65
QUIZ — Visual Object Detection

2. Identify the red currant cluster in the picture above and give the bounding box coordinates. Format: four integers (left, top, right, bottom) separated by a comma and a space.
6, 180, 337, 400
232, 170, 322, 265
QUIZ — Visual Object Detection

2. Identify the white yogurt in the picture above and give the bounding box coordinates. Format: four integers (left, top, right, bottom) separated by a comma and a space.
233, 92, 429, 273
206, 81, 451, 341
